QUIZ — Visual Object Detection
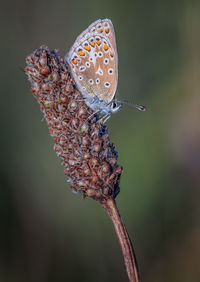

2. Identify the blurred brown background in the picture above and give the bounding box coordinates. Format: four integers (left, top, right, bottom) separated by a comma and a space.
1, 0, 200, 281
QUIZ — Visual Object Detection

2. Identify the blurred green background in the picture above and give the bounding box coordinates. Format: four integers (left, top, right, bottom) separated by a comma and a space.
1, 0, 200, 281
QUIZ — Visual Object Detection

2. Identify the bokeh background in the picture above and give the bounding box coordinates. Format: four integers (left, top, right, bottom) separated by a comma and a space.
1, 0, 200, 281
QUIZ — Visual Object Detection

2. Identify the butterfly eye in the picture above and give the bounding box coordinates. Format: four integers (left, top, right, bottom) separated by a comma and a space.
112, 102, 117, 108
110, 101, 122, 113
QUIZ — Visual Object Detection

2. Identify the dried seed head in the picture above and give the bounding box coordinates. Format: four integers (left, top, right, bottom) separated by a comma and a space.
25, 46, 123, 202
40, 65, 50, 76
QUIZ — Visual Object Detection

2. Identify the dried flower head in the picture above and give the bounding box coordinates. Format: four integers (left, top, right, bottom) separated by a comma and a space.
25, 45, 123, 202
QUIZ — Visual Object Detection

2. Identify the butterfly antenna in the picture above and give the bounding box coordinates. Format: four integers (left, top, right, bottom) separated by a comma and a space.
119, 99, 146, 111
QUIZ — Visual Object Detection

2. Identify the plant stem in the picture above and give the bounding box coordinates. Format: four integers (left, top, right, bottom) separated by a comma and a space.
100, 198, 140, 282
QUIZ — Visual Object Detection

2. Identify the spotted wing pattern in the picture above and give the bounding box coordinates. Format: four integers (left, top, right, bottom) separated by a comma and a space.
66, 19, 118, 103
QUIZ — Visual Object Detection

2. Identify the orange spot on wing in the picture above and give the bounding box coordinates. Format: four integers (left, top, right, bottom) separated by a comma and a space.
105, 28, 110, 33
90, 41, 95, 47
72, 60, 77, 64
78, 50, 85, 56
103, 44, 109, 51
84, 45, 91, 51
96, 40, 101, 46
110, 51, 114, 57
97, 28, 103, 33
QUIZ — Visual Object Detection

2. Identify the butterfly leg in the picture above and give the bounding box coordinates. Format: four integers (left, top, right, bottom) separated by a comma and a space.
77, 109, 101, 132
98, 113, 111, 124
73, 98, 86, 102
103, 113, 111, 123
86, 110, 100, 122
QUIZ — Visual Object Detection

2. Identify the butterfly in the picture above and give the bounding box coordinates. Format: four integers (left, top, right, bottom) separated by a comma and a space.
65, 19, 145, 122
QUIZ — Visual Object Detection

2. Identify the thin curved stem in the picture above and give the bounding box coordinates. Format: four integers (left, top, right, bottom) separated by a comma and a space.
100, 198, 140, 282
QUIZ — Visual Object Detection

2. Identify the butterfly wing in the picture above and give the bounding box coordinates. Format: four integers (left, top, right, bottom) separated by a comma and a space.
66, 19, 118, 103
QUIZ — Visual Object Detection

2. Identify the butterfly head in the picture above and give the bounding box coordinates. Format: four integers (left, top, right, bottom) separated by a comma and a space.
83, 96, 122, 116
109, 100, 122, 113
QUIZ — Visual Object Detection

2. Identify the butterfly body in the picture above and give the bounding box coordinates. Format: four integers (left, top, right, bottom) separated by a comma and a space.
66, 19, 120, 117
